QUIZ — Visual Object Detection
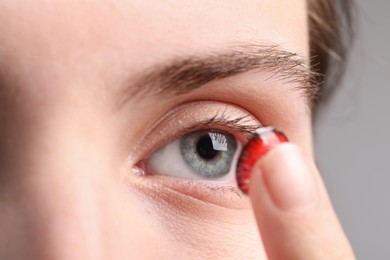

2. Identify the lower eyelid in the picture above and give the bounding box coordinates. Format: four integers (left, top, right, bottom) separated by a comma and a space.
128, 175, 251, 210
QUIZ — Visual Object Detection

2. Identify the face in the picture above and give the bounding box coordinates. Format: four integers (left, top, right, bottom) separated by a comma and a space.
0, 0, 312, 259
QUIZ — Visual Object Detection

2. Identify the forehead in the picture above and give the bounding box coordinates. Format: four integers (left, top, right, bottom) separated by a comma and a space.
0, 0, 308, 101
0, 0, 308, 57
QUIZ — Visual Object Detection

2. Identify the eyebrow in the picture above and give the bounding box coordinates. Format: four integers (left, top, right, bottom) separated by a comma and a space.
120, 44, 319, 108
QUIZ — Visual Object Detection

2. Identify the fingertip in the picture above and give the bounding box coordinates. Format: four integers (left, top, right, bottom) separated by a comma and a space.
248, 143, 317, 209
247, 143, 355, 260
256, 143, 318, 212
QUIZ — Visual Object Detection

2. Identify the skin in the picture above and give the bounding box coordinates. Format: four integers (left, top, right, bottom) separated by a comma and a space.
0, 0, 354, 259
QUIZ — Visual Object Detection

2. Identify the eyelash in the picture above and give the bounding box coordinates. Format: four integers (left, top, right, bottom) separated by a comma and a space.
172, 178, 243, 198
175, 113, 260, 143
206, 115, 259, 137
135, 112, 260, 170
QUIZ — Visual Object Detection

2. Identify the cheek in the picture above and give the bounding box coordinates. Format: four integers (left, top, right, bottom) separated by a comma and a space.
125, 179, 265, 259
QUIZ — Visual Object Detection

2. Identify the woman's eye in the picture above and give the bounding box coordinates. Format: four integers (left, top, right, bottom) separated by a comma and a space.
142, 130, 242, 181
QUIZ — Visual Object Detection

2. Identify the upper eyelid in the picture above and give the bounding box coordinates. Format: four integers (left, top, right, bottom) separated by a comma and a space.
161, 108, 261, 146
204, 114, 260, 139
185, 117, 259, 141
145, 116, 259, 157
129, 101, 261, 163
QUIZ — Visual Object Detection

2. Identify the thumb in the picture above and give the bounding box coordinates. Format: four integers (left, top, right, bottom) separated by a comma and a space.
249, 143, 355, 260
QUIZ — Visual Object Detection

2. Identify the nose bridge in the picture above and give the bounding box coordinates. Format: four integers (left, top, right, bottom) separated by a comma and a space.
0, 110, 112, 259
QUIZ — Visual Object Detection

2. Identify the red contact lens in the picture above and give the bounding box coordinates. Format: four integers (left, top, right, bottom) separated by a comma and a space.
236, 127, 288, 194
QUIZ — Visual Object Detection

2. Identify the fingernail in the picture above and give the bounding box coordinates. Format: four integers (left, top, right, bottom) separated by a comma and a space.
259, 144, 318, 211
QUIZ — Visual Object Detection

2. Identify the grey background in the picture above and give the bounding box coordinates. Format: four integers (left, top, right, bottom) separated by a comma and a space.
314, 1, 390, 259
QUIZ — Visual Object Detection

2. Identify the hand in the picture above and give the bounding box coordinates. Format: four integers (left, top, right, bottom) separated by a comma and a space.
249, 143, 355, 259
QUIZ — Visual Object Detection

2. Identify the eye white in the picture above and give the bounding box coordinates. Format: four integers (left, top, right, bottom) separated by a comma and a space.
146, 134, 242, 182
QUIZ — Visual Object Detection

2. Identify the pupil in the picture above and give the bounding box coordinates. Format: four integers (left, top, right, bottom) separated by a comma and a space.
196, 135, 219, 160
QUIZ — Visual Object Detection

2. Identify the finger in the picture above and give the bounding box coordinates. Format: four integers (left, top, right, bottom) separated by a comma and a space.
249, 143, 355, 260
